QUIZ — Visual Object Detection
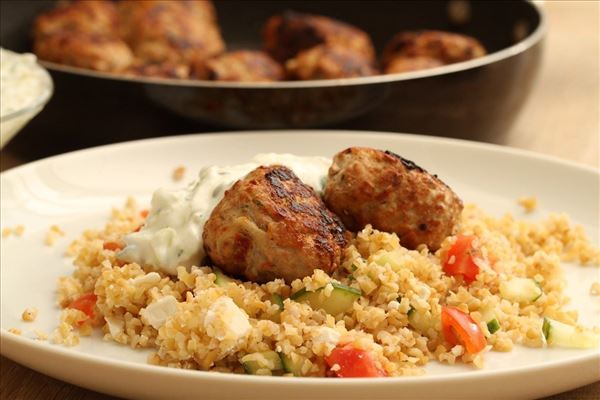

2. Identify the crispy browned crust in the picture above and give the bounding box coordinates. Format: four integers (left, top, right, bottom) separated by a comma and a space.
203, 166, 347, 283
384, 56, 443, 74
33, 0, 120, 38
381, 30, 486, 70
263, 11, 375, 63
191, 51, 284, 82
124, 60, 190, 79
34, 33, 134, 72
117, 0, 224, 64
286, 45, 378, 80
323, 147, 463, 251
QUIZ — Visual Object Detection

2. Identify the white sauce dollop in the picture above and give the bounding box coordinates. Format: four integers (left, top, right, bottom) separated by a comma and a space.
118, 153, 331, 274
0, 48, 51, 118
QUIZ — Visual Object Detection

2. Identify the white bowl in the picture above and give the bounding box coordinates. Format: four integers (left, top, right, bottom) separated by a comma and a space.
0, 61, 53, 148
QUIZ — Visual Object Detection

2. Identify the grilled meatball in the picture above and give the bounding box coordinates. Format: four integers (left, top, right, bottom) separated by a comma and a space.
32, 0, 119, 39
384, 56, 443, 74
117, 0, 224, 64
125, 61, 190, 79
286, 45, 377, 80
203, 166, 347, 283
382, 30, 486, 74
323, 147, 463, 251
34, 33, 134, 72
192, 51, 284, 82
263, 11, 375, 63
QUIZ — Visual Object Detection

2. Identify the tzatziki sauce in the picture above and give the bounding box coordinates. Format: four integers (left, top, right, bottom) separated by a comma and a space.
0, 48, 51, 118
118, 153, 331, 274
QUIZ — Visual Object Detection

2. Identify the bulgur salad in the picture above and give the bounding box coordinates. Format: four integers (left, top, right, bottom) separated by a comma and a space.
44, 148, 599, 378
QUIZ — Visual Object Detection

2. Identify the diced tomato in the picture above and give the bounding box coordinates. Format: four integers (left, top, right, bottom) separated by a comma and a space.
68, 293, 97, 322
140, 209, 149, 218
103, 241, 123, 251
325, 344, 386, 377
132, 225, 142, 233
442, 235, 481, 283
441, 307, 486, 354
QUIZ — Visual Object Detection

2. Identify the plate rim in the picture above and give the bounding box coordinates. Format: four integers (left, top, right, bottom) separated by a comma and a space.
1, 130, 597, 179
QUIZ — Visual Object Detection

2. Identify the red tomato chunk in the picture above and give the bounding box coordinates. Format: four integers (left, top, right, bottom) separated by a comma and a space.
103, 241, 123, 251
68, 293, 97, 321
442, 235, 482, 283
325, 344, 386, 377
441, 306, 486, 354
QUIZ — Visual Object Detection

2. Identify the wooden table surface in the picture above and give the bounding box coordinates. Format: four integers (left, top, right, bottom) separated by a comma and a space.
1, 1, 598, 399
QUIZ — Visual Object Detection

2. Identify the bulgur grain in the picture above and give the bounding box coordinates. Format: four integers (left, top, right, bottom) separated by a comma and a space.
518, 196, 538, 213
172, 166, 186, 181
34, 329, 48, 340
45, 225, 65, 246
21, 307, 38, 322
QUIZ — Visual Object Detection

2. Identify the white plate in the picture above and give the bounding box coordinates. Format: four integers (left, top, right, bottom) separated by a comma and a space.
1, 131, 599, 400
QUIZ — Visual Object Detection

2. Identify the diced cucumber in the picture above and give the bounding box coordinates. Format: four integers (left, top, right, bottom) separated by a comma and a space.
271, 294, 284, 310
479, 306, 500, 334
280, 352, 305, 376
542, 317, 600, 349
499, 278, 542, 303
291, 282, 361, 316
214, 268, 235, 287
372, 250, 402, 269
241, 351, 283, 375
408, 309, 437, 333
487, 318, 501, 334
479, 306, 496, 324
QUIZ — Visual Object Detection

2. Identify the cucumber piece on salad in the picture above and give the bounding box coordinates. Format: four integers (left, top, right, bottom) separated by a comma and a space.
499, 277, 542, 303
542, 318, 600, 349
280, 352, 306, 376
271, 294, 284, 310
241, 351, 284, 375
487, 318, 501, 334
408, 308, 438, 333
479, 306, 501, 334
214, 268, 235, 287
291, 282, 361, 316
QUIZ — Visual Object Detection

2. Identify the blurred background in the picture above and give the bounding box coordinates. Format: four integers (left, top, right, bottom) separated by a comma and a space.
1, 0, 596, 172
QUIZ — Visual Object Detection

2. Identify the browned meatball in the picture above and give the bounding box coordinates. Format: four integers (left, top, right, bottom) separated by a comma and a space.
203, 166, 347, 283
34, 33, 134, 72
263, 11, 375, 63
286, 45, 378, 80
32, 0, 119, 39
323, 148, 463, 251
125, 61, 190, 79
384, 56, 444, 74
382, 30, 486, 74
191, 51, 284, 82
117, 0, 224, 64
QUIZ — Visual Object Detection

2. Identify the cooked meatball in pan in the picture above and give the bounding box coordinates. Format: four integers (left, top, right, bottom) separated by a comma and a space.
381, 30, 486, 74
117, 0, 225, 64
263, 11, 375, 63
34, 33, 134, 72
323, 147, 463, 251
203, 165, 347, 283
286, 45, 377, 80
125, 61, 190, 79
384, 56, 444, 74
192, 51, 284, 82
32, 0, 119, 39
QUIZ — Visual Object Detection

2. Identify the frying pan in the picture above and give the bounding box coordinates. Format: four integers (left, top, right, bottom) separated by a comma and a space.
0, 0, 544, 157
